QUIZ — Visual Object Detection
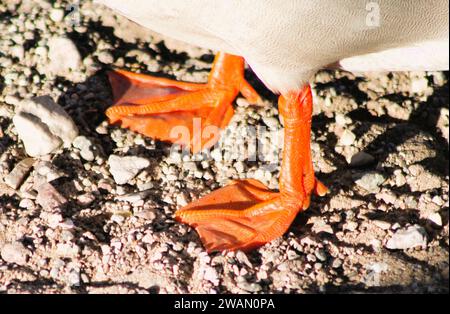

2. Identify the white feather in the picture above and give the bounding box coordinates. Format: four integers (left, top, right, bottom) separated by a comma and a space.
96, 0, 449, 94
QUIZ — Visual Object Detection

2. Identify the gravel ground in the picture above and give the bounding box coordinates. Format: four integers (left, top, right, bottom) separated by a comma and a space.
0, 0, 448, 294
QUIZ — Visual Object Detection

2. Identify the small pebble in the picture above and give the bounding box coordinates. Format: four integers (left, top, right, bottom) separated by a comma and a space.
1, 242, 30, 266
386, 225, 428, 250
339, 129, 356, 146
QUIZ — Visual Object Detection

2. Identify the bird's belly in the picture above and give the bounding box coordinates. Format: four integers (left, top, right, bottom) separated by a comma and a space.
96, 0, 449, 93
339, 40, 449, 72
94, 0, 239, 54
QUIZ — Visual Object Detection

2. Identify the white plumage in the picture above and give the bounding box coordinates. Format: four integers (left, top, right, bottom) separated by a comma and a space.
96, 0, 449, 93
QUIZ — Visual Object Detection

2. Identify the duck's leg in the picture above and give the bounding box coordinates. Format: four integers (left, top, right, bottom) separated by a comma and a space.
176, 86, 328, 252
106, 52, 259, 153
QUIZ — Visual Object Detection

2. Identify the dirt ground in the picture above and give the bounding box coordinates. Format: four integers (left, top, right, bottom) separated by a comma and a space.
0, 0, 448, 294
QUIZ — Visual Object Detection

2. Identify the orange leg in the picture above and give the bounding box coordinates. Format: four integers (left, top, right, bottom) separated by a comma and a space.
105, 52, 260, 153
176, 86, 328, 252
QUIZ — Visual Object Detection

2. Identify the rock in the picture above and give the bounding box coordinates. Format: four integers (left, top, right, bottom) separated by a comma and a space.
19, 198, 35, 209
331, 258, 343, 269
56, 243, 80, 258
237, 280, 262, 292
50, 259, 65, 278
262, 116, 279, 130
309, 217, 334, 234
4, 158, 35, 189
34, 161, 65, 185
4, 95, 20, 106
66, 268, 81, 287
385, 102, 411, 120
48, 37, 81, 76
49, 8, 65, 23
77, 193, 95, 206
436, 108, 449, 143
97, 50, 114, 64
36, 183, 67, 210
349, 151, 375, 167
373, 220, 392, 230
73, 136, 97, 161
335, 113, 352, 126
307, 253, 317, 262
431, 195, 444, 206
10, 45, 25, 59
176, 193, 188, 207
116, 190, 152, 203
427, 213, 443, 227
13, 113, 62, 156
410, 77, 429, 94
0, 104, 14, 119
108, 155, 150, 185
366, 262, 389, 275
339, 129, 356, 146
42, 212, 64, 229
386, 225, 427, 250
315, 249, 327, 262
13, 96, 78, 156
344, 221, 358, 231
233, 161, 246, 174
394, 170, 407, 187
1, 242, 30, 265
111, 214, 125, 224
59, 219, 75, 230
134, 210, 156, 221
355, 172, 385, 192
406, 165, 441, 192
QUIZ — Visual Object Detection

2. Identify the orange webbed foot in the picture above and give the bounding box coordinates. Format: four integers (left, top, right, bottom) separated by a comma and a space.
105, 53, 260, 153
175, 179, 298, 252
175, 86, 329, 253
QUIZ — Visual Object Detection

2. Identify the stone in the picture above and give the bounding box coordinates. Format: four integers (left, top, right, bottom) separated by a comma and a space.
97, 50, 114, 64
331, 258, 343, 269
386, 225, 427, 250
13, 112, 62, 156
427, 213, 443, 227
406, 165, 441, 192
1, 242, 30, 266
4, 158, 35, 189
48, 37, 81, 76
315, 249, 327, 262
339, 129, 356, 146
335, 113, 352, 126
56, 243, 80, 258
116, 190, 152, 203
36, 183, 67, 210
73, 136, 96, 161
10, 45, 25, 59
13, 96, 78, 156
373, 220, 392, 230
49, 8, 65, 22
355, 172, 386, 192
310, 217, 334, 234
262, 116, 279, 130
108, 155, 150, 185
34, 161, 65, 184
349, 151, 375, 167
410, 77, 429, 94
176, 193, 188, 207
385, 102, 411, 120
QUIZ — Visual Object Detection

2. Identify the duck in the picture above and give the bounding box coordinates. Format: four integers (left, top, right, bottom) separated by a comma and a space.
96, 0, 449, 252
